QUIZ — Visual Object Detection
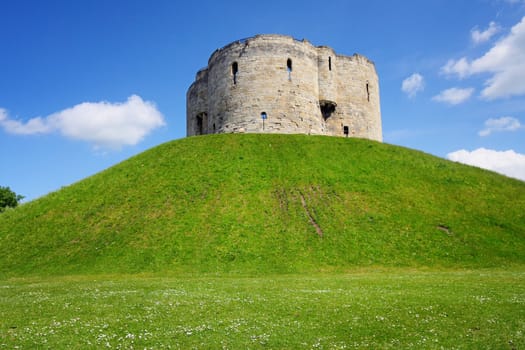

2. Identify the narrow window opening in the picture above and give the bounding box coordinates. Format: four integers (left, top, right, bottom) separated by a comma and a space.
366, 82, 370, 102
328, 56, 332, 71
213, 123, 216, 132
261, 112, 267, 130
287, 58, 292, 81
232, 62, 238, 84
343, 126, 349, 137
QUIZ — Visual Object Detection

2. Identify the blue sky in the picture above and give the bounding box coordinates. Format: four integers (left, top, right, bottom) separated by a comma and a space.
1, 0, 524, 201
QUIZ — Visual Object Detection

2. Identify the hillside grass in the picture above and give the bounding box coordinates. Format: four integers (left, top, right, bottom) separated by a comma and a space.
0, 134, 524, 277
1, 271, 524, 349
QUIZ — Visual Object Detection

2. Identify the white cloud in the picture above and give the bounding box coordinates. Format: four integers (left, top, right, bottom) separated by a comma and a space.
479, 116, 522, 136
447, 148, 525, 181
432, 87, 475, 105
0, 108, 52, 134
471, 21, 500, 44
0, 95, 165, 149
401, 73, 425, 97
441, 57, 471, 78
441, 16, 525, 99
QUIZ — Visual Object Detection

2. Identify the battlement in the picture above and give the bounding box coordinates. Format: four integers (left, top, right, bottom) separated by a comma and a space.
187, 34, 382, 140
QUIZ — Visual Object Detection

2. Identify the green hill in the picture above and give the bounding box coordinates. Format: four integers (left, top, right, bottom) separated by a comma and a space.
1, 134, 524, 277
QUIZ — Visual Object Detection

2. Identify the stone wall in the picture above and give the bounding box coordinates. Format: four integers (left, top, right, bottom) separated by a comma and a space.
186, 34, 382, 141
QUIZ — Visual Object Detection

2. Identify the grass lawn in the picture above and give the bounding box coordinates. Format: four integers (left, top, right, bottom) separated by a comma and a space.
1, 269, 524, 349
1, 136, 524, 347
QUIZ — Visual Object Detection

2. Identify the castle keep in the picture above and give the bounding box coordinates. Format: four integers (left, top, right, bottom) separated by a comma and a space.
187, 34, 382, 141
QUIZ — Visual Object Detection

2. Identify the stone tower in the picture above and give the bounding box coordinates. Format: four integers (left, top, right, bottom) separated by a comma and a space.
186, 34, 382, 141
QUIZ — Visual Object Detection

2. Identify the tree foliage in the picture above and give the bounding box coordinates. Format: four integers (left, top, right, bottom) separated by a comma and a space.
0, 186, 24, 212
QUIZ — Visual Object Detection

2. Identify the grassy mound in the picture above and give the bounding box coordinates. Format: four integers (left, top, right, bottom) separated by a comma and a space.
0, 134, 524, 276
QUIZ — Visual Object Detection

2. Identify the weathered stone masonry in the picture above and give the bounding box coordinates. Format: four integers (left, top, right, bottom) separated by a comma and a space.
187, 34, 382, 141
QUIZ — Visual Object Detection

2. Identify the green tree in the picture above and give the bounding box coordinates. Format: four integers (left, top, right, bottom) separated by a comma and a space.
0, 186, 24, 212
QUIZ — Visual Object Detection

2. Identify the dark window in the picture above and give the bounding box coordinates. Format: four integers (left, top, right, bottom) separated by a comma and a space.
287, 58, 292, 72
261, 112, 267, 130
343, 126, 349, 137
366, 82, 370, 102
232, 62, 238, 84
328, 56, 332, 71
